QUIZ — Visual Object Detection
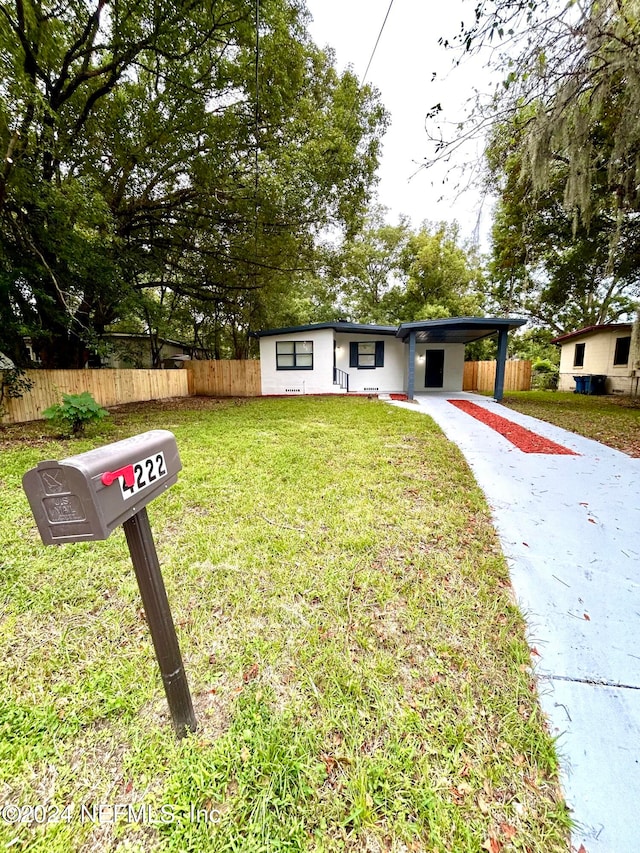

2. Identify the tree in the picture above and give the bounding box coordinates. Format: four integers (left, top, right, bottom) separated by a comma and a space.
1, 0, 233, 365
432, 0, 640, 226
307, 218, 485, 327
487, 118, 640, 333
335, 207, 411, 323
396, 222, 486, 322
425, 1, 640, 341
0, 0, 387, 365
507, 327, 559, 364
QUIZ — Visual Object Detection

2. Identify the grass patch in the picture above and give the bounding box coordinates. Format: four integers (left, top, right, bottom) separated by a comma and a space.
0, 397, 570, 851
501, 390, 640, 457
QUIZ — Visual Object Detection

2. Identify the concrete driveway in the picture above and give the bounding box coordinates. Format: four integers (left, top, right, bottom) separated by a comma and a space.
391, 392, 640, 853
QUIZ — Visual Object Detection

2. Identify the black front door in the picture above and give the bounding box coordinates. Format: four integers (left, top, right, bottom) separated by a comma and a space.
424, 350, 445, 388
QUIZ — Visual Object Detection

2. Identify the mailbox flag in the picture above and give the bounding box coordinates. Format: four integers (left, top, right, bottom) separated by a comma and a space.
101, 465, 135, 488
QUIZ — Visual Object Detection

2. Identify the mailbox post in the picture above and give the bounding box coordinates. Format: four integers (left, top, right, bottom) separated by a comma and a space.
22, 430, 196, 738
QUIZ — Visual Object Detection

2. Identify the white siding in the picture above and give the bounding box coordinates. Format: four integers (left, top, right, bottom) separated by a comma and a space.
557, 327, 633, 393
259, 329, 466, 395
411, 343, 465, 392
259, 329, 335, 394
334, 333, 404, 393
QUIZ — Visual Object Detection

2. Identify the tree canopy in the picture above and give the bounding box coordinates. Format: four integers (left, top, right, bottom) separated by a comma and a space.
487, 114, 640, 333
309, 213, 486, 328
437, 0, 640, 223
425, 0, 640, 338
331, 207, 411, 324
398, 223, 485, 322
8, 0, 637, 367
0, 0, 387, 366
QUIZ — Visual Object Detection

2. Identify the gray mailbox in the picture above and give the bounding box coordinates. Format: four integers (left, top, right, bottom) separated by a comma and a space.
22, 429, 195, 738
22, 429, 181, 545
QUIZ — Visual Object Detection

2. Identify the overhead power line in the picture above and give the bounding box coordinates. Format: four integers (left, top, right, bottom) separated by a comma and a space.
361, 0, 396, 86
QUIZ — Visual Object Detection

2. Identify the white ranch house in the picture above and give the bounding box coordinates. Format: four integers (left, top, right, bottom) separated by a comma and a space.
256, 317, 526, 402
552, 323, 638, 395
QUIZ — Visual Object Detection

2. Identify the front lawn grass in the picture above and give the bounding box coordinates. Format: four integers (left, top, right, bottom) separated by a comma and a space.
0, 397, 570, 852
501, 390, 640, 456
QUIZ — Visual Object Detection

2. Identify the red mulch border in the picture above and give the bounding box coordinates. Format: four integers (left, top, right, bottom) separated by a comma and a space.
448, 399, 580, 455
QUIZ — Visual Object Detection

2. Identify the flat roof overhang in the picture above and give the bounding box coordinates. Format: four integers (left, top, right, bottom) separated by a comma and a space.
253, 322, 398, 338
252, 317, 528, 344
396, 317, 527, 344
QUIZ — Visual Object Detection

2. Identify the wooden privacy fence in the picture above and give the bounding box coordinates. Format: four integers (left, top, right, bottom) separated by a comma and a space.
185, 359, 261, 397
463, 360, 532, 393
2, 369, 189, 425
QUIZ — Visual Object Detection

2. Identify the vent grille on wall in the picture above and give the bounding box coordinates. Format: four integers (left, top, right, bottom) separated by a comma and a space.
363, 387, 379, 392
285, 388, 302, 393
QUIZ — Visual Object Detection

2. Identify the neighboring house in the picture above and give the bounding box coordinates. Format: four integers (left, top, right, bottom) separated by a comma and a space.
24, 333, 204, 369
255, 317, 527, 401
94, 334, 204, 369
552, 323, 638, 394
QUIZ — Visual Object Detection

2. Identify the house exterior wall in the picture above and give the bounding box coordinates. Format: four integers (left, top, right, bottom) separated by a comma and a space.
259, 328, 336, 394
410, 343, 465, 392
558, 327, 634, 393
334, 333, 404, 393
259, 330, 466, 395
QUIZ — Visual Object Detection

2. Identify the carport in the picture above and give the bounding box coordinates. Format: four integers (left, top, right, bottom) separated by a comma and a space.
396, 317, 527, 402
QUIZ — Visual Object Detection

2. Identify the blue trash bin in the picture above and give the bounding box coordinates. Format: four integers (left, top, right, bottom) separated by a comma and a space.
582, 375, 593, 394
573, 375, 586, 394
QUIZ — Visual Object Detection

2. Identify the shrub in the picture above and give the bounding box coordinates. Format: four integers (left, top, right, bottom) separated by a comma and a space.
43, 392, 109, 435
532, 358, 557, 373
532, 359, 559, 390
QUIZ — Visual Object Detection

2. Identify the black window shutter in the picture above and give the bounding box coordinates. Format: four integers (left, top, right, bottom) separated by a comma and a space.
375, 340, 384, 367
349, 342, 358, 367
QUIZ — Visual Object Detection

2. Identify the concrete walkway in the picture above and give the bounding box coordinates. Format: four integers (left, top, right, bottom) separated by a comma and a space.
391, 392, 640, 853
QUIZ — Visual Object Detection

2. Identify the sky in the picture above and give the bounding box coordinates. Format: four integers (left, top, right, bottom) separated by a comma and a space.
305, 0, 495, 245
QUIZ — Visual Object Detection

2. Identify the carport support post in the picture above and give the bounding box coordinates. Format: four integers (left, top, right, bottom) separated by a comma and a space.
494, 327, 509, 402
123, 507, 196, 738
407, 331, 416, 400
